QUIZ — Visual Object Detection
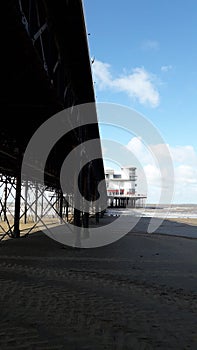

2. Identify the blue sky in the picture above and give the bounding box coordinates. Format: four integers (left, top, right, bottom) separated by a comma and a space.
83, 0, 197, 203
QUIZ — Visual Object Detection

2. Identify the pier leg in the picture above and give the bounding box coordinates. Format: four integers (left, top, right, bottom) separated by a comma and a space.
66, 200, 69, 222
14, 172, 21, 238
35, 182, 38, 222
41, 189, 44, 217
24, 179, 28, 224
59, 190, 63, 224
74, 208, 81, 226
83, 212, 89, 227
3, 177, 8, 222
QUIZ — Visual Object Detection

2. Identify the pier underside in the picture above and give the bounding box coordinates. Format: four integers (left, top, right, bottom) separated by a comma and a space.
0, 0, 105, 240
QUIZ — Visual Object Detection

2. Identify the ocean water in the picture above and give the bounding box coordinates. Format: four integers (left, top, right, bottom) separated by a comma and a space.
106, 204, 197, 219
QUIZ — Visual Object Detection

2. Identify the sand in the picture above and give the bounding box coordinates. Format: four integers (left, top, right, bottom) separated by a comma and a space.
0, 216, 197, 349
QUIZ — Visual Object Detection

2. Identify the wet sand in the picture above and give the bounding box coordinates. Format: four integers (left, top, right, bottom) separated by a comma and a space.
0, 216, 197, 349
168, 217, 197, 226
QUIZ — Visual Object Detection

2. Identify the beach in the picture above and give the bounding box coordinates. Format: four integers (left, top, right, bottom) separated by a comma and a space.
0, 216, 197, 349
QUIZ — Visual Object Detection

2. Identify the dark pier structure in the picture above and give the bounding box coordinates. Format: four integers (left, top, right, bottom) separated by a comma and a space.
0, 0, 105, 240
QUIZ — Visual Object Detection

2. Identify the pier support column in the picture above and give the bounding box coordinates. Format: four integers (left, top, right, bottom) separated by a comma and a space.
34, 182, 38, 222
83, 212, 89, 227
74, 208, 81, 226
14, 172, 21, 238
95, 211, 99, 224
41, 189, 44, 218
59, 190, 64, 224
66, 200, 69, 222
3, 177, 8, 222
24, 179, 28, 224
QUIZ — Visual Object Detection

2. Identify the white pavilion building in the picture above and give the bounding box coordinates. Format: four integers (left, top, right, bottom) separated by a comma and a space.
105, 166, 146, 208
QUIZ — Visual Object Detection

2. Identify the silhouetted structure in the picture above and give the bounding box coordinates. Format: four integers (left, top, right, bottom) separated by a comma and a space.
0, 0, 105, 239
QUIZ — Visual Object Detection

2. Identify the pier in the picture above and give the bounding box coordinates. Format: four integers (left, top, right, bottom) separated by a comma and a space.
0, 0, 106, 240
105, 166, 147, 208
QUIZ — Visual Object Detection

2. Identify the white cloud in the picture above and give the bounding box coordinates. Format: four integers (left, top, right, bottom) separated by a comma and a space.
93, 60, 160, 108
161, 65, 173, 72
143, 164, 161, 186
92, 60, 112, 89
127, 136, 152, 165
126, 137, 197, 203
175, 165, 197, 185
170, 145, 197, 165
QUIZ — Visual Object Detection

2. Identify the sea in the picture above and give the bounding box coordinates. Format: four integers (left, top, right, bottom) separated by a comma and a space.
106, 204, 197, 238
106, 204, 197, 219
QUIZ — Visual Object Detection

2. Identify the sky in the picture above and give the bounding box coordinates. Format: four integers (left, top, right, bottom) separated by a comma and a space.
83, 0, 197, 204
